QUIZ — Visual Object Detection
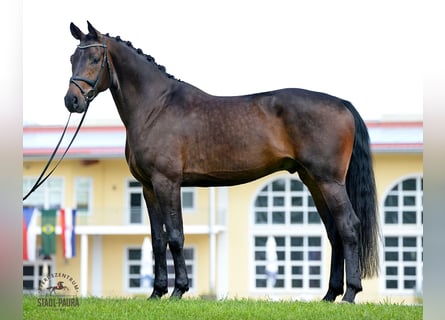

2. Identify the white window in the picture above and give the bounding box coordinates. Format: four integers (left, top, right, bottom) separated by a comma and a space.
181, 187, 196, 213
253, 235, 323, 290
74, 177, 93, 215
251, 176, 325, 294
23, 177, 64, 210
126, 179, 196, 224
23, 259, 55, 294
127, 180, 145, 224
381, 175, 423, 295
124, 246, 195, 292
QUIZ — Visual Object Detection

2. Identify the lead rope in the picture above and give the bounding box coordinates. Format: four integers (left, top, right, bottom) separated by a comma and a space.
23, 107, 88, 201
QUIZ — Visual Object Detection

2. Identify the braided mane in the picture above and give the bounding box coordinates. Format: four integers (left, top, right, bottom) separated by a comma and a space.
104, 33, 177, 80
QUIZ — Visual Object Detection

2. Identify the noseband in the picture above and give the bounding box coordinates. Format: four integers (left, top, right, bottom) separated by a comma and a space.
70, 41, 109, 105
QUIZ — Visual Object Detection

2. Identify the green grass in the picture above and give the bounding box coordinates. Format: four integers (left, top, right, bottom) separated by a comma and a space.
23, 295, 422, 320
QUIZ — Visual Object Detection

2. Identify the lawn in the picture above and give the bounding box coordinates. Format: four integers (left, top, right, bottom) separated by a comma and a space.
23, 295, 422, 320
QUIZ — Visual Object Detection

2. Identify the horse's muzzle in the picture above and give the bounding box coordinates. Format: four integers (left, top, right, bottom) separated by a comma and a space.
64, 93, 87, 113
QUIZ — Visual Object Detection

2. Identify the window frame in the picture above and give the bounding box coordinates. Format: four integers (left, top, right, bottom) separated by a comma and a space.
74, 176, 93, 216
123, 245, 196, 294
125, 178, 197, 224
380, 174, 423, 296
250, 175, 326, 296
125, 179, 147, 225
181, 186, 196, 213
23, 176, 64, 210
23, 258, 56, 294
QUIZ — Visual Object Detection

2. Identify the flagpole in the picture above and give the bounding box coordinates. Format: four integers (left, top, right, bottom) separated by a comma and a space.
42, 260, 49, 287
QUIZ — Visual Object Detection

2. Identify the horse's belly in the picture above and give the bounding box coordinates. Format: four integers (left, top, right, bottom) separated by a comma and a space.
181, 157, 297, 187
181, 171, 267, 187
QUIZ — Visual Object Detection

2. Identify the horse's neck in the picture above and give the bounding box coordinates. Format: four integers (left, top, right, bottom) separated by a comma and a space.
108, 44, 174, 127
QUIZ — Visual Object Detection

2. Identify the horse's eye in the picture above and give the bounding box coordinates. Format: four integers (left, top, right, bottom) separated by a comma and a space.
92, 57, 100, 65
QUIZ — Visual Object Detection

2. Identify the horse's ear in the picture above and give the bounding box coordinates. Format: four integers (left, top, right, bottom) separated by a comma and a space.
70, 22, 84, 40
87, 21, 100, 40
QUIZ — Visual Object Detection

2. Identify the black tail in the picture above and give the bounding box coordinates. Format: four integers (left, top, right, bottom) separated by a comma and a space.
343, 100, 380, 278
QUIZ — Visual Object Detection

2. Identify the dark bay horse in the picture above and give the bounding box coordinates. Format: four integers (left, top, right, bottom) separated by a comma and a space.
64, 22, 379, 303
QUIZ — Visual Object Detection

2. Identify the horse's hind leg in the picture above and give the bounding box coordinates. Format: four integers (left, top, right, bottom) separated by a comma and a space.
317, 181, 362, 302
322, 223, 345, 301
300, 177, 345, 301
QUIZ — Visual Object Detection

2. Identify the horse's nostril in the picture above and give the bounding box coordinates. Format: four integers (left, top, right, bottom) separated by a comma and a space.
65, 94, 79, 111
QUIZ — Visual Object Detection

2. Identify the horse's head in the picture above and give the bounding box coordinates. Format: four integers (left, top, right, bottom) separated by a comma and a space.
64, 21, 111, 113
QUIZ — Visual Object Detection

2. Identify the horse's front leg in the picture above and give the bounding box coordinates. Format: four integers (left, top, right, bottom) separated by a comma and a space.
143, 185, 168, 299
153, 174, 189, 299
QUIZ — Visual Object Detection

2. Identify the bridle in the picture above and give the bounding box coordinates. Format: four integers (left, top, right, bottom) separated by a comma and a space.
70, 40, 110, 105
23, 40, 110, 201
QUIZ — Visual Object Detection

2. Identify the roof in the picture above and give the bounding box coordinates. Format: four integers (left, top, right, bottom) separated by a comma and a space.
23, 121, 423, 160
366, 121, 423, 153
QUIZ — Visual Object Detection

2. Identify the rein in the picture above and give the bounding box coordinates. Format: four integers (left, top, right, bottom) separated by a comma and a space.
23, 108, 88, 200
23, 42, 108, 201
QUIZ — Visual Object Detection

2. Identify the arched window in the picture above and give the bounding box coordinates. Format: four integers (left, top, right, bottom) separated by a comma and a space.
251, 176, 325, 295
381, 175, 423, 295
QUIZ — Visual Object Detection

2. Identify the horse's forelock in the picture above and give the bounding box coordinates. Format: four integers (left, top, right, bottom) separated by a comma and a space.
85, 33, 99, 42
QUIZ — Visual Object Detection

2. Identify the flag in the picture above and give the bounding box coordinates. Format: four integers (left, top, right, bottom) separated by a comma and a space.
23, 207, 38, 261
61, 208, 77, 259
41, 209, 57, 256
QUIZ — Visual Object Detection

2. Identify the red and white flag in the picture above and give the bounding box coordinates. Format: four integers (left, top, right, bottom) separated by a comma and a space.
60, 208, 77, 259
23, 207, 38, 261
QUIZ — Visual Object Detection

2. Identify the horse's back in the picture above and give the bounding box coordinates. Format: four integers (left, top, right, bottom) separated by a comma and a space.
172, 87, 355, 186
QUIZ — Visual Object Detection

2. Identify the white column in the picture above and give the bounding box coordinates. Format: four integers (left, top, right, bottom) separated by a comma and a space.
80, 233, 88, 297
91, 235, 102, 297
216, 187, 229, 299
209, 187, 216, 295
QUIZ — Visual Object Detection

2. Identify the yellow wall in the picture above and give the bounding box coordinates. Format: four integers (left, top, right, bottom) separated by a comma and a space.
24, 159, 212, 226
183, 188, 210, 226
373, 153, 423, 200
220, 153, 422, 302
362, 153, 423, 304
24, 159, 129, 225
24, 152, 423, 302
225, 174, 276, 297
99, 234, 210, 297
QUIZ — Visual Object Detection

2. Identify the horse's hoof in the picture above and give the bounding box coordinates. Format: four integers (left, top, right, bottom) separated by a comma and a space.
148, 292, 162, 299
170, 287, 187, 299
341, 288, 357, 303
322, 288, 343, 302
149, 288, 167, 299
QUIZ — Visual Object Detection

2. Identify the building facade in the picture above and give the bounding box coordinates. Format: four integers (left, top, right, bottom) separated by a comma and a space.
23, 120, 423, 303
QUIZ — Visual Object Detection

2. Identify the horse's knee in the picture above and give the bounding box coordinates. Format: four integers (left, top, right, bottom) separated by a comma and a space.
168, 230, 184, 253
